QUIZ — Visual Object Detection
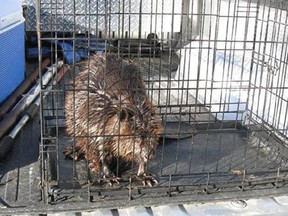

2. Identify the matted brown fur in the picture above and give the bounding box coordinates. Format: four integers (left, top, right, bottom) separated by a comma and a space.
65, 54, 162, 177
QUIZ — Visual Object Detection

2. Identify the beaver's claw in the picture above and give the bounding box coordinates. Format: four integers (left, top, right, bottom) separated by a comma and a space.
103, 177, 121, 186
136, 175, 158, 187
142, 176, 158, 187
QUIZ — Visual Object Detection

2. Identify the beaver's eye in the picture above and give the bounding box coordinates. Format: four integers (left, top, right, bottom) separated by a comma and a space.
119, 110, 127, 121
119, 109, 134, 121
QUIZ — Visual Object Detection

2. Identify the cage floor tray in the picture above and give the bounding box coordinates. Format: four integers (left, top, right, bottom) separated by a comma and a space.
46, 123, 285, 192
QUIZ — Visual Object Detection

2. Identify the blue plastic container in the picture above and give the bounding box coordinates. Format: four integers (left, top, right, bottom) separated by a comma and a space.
0, 0, 25, 104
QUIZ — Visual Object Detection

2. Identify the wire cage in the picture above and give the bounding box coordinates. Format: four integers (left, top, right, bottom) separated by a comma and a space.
37, 0, 288, 204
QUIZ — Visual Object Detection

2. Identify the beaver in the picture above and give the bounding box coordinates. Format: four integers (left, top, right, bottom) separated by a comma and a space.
65, 54, 163, 185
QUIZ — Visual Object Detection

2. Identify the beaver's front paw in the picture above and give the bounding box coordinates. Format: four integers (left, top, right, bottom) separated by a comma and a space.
136, 174, 158, 187
100, 164, 121, 186
102, 176, 121, 186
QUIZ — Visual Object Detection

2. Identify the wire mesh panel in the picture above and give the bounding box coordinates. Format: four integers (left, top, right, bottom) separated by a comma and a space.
38, 0, 288, 204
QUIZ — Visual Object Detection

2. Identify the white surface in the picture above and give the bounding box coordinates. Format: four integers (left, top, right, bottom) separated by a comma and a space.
0, 0, 24, 30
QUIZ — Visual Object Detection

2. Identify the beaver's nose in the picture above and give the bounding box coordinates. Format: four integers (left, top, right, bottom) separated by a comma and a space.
140, 131, 149, 138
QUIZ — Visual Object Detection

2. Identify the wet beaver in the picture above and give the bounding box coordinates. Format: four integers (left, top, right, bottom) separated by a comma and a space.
65, 54, 162, 185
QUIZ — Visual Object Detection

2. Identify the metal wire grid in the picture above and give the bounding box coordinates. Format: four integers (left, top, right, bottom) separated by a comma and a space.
37, 0, 288, 203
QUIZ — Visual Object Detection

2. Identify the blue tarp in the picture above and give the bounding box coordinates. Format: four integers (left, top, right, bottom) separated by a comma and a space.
26, 33, 106, 64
